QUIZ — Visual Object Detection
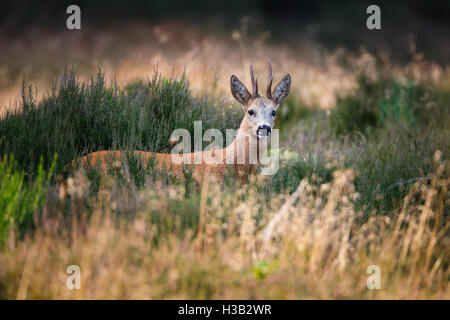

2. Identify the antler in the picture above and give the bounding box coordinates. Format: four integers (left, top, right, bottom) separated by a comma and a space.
266, 61, 273, 100
250, 65, 259, 98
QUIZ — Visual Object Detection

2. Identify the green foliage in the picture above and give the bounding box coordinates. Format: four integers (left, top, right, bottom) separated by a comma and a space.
330, 75, 450, 134
322, 74, 450, 213
351, 126, 449, 213
252, 260, 278, 280
258, 153, 333, 196
0, 155, 55, 247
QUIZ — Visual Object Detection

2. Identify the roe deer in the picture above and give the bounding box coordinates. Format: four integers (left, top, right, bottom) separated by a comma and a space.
68, 62, 291, 183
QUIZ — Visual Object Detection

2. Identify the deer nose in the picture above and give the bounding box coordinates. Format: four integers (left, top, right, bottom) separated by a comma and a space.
257, 125, 272, 137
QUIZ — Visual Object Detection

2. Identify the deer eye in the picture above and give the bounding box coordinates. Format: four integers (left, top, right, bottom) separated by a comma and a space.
248, 109, 255, 117
271, 110, 276, 117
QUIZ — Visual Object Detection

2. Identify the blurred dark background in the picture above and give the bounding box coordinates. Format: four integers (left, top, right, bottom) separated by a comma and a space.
0, 0, 449, 63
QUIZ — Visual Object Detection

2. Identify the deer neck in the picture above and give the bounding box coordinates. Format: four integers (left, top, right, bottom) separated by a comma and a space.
224, 118, 268, 166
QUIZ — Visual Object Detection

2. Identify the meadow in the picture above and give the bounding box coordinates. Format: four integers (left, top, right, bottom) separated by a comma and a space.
0, 21, 449, 299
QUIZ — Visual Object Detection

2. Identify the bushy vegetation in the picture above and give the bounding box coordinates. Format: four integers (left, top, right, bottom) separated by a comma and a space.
350, 126, 449, 213
0, 155, 55, 247
330, 74, 450, 134
325, 74, 450, 212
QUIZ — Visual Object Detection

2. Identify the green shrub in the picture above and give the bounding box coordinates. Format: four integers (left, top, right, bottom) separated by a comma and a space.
258, 153, 333, 196
331, 75, 450, 134
350, 126, 449, 213
0, 155, 55, 247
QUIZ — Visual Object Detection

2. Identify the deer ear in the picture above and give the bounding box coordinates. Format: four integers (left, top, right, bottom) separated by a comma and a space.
272, 74, 291, 105
230, 75, 251, 105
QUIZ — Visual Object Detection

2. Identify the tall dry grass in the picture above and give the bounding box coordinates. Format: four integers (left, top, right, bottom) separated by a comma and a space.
0, 151, 447, 299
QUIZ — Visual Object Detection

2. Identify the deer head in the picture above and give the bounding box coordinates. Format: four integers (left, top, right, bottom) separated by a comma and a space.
230, 62, 291, 138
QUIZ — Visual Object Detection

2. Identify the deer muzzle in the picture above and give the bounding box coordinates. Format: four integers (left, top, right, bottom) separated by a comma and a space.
257, 125, 272, 137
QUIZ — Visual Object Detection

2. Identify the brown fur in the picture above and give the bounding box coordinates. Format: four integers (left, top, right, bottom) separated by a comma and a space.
69, 122, 258, 184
